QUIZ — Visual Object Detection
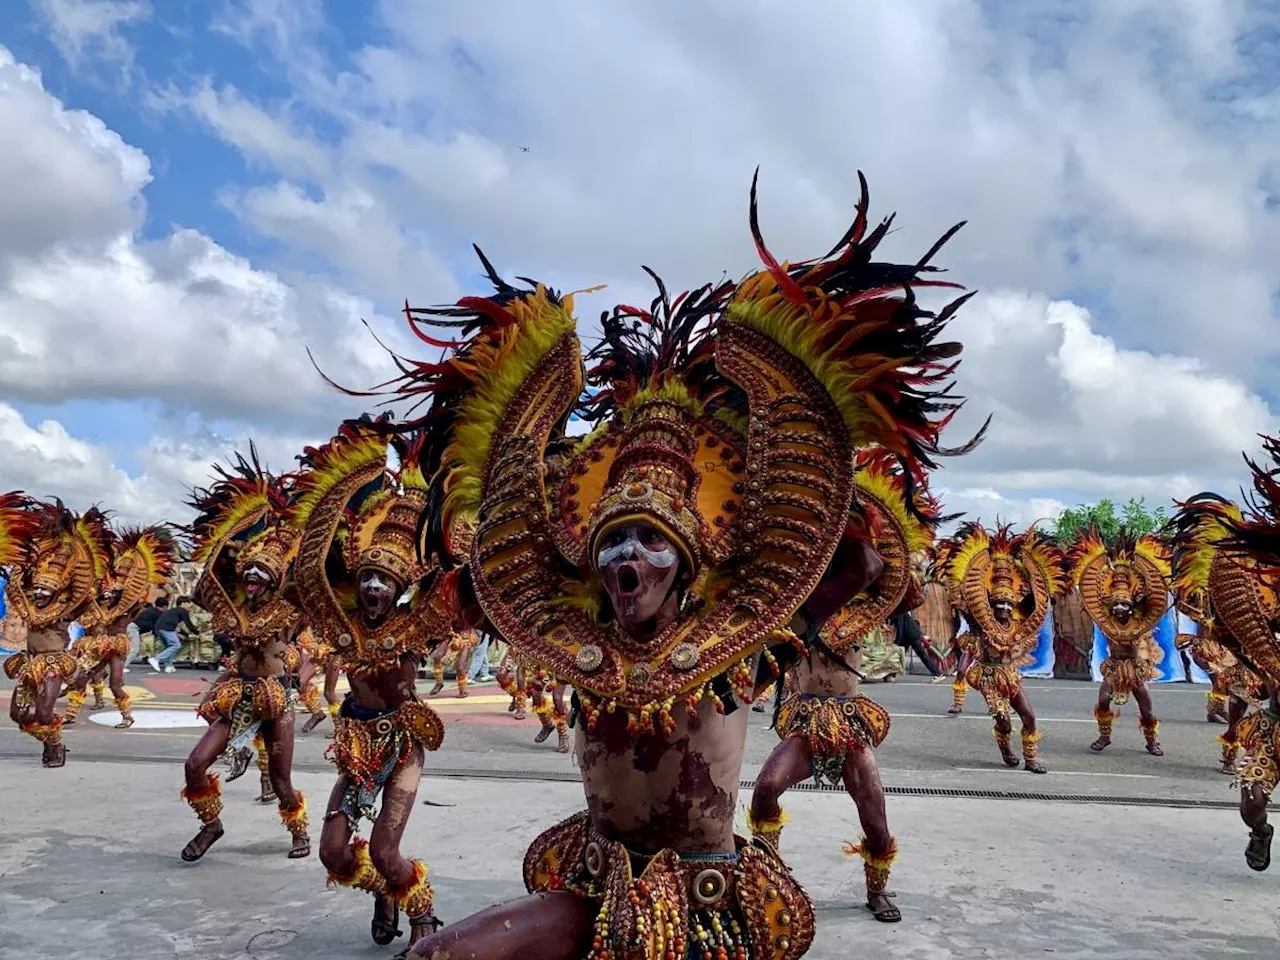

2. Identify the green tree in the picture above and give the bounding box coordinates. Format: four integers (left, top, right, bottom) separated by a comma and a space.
1051, 497, 1169, 547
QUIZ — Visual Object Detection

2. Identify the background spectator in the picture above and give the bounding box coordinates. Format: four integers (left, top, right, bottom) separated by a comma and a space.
147, 596, 194, 673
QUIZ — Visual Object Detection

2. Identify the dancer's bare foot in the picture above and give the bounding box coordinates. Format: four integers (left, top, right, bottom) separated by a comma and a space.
513, 707, 528, 721
114, 716, 135, 729
181, 820, 225, 862
288, 832, 311, 859
371, 895, 402, 945
751, 701, 766, 712
999, 745, 1020, 768
225, 747, 253, 782
258, 775, 277, 804
947, 705, 962, 716
429, 681, 444, 696
1024, 758, 1048, 774
1090, 735, 1111, 753
866, 891, 901, 923
534, 723, 554, 744
557, 731, 570, 754
1208, 704, 1229, 724
507, 699, 516, 713
1221, 759, 1237, 776
1246, 824, 1273, 871
302, 712, 326, 733
1145, 739, 1164, 757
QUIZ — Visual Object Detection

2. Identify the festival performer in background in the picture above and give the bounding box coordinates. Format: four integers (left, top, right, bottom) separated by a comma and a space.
527, 668, 570, 754
1174, 457, 1280, 871
4, 499, 107, 768
66, 525, 176, 730
291, 625, 342, 733
292, 422, 459, 950
180, 450, 310, 863
387, 171, 980, 959
941, 523, 1065, 774
429, 622, 476, 698
1071, 529, 1171, 757
495, 649, 530, 720
1170, 527, 1267, 773
750, 451, 942, 924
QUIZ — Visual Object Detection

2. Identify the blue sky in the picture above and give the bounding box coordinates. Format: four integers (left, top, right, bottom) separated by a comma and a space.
0, 0, 1277, 525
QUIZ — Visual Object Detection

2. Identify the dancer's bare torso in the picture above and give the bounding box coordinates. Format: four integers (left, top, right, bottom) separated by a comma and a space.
27, 624, 71, 655
793, 641, 861, 698
579, 684, 752, 856
90, 613, 133, 638
234, 633, 292, 678
347, 657, 419, 711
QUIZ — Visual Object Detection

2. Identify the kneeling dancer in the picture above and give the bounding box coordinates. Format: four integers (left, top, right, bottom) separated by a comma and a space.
368, 172, 976, 958
292, 423, 456, 950
180, 451, 310, 862
939, 523, 1065, 773
1071, 529, 1171, 756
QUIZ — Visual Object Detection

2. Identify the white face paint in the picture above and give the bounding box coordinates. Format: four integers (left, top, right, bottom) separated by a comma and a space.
595, 532, 678, 570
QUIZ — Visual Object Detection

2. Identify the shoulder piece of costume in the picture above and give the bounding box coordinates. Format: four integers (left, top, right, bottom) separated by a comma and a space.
1070, 527, 1170, 644
188, 446, 298, 642
942, 522, 1066, 657
365, 173, 977, 732
6, 500, 109, 631
1185, 438, 1280, 681
290, 419, 460, 674
83, 525, 179, 629
818, 449, 943, 652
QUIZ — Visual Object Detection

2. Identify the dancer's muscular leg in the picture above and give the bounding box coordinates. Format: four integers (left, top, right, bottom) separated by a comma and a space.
1011, 688, 1046, 774
748, 735, 812, 849
35, 676, 65, 767
406, 892, 594, 960
262, 712, 310, 857
319, 776, 399, 945
1132, 683, 1163, 756
1221, 696, 1249, 774
552, 683, 570, 753
842, 745, 899, 922
1241, 783, 1272, 871
1091, 680, 1116, 752
181, 719, 232, 860
107, 656, 133, 728
299, 658, 326, 732
993, 711, 1019, 767
370, 744, 437, 945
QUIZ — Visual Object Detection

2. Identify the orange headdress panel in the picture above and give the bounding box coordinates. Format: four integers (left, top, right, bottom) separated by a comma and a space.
1070, 527, 1170, 639
188, 445, 294, 604
0, 492, 41, 569
942, 521, 1065, 647
1200, 435, 1280, 680
8, 499, 104, 627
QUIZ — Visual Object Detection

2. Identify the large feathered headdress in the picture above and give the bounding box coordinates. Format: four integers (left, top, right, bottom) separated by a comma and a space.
324, 171, 984, 732
1070, 526, 1170, 641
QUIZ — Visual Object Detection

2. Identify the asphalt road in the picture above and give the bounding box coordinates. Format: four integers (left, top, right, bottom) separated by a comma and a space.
0, 672, 1245, 805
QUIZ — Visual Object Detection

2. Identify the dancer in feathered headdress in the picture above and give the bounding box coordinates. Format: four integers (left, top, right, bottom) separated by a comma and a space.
66, 523, 177, 729
352, 170, 979, 960
291, 417, 461, 947
1069, 528, 1171, 756
4, 497, 108, 768
179, 447, 310, 863
748, 449, 948, 923
1170, 495, 1267, 773
1173, 436, 1280, 871
940, 521, 1067, 774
